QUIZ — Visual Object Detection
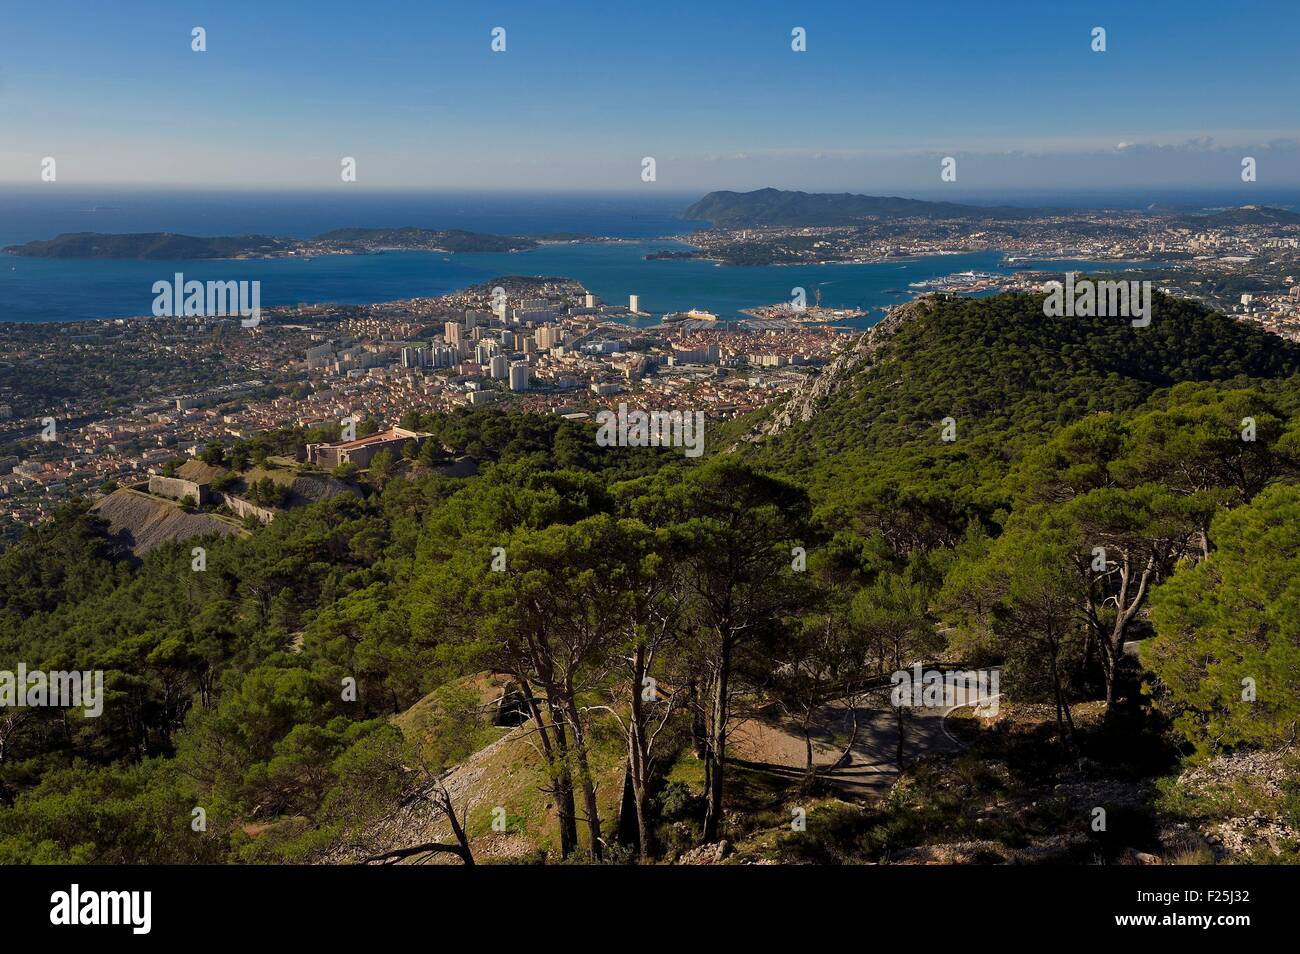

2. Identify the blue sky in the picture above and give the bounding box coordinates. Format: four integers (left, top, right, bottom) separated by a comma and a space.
2, 0, 1298, 192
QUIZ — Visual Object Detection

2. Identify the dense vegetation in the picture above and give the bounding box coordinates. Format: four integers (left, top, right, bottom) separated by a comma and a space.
2, 292, 1298, 864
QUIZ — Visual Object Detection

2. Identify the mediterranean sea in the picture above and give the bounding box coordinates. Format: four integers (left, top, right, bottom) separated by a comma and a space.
0, 188, 1173, 325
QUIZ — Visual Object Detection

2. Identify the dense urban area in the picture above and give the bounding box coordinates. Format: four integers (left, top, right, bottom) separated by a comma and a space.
7, 197, 1300, 535
676, 195, 1300, 335
0, 275, 849, 535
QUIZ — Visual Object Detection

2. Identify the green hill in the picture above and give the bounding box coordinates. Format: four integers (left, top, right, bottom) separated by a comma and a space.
747, 292, 1300, 536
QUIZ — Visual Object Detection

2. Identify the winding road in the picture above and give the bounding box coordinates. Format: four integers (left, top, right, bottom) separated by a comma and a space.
731, 683, 1001, 797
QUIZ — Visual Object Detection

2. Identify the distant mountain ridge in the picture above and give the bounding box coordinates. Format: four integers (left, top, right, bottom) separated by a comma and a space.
683, 188, 1300, 230
1193, 205, 1300, 227
682, 188, 1041, 227
3, 232, 294, 260
3, 228, 539, 259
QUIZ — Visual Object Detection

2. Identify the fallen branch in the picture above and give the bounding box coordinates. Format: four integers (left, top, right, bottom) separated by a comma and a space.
362, 841, 472, 865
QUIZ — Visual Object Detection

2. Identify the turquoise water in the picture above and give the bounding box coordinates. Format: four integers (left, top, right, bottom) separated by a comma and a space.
0, 239, 1144, 326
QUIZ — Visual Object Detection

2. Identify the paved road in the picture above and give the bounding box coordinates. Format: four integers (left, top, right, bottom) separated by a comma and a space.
731, 688, 996, 797
816, 700, 969, 795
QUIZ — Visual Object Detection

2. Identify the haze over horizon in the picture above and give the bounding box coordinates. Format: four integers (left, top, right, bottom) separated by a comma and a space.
2, 0, 1298, 192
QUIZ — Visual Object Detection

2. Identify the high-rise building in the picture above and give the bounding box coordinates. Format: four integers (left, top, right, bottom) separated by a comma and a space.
584, 293, 596, 308
444, 321, 463, 345
490, 354, 510, 379
629, 294, 640, 313
508, 362, 530, 392
535, 325, 561, 349
430, 345, 458, 368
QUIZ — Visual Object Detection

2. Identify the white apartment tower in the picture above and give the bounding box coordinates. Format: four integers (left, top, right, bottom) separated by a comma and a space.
508, 361, 530, 392
535, 325, 562, 350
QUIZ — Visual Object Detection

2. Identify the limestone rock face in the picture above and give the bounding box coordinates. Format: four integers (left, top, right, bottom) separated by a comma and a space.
739, 298, 928, 444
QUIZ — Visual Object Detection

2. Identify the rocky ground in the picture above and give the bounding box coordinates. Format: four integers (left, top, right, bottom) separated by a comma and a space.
1163, 747, 1299, 862
738, 297, 925, 443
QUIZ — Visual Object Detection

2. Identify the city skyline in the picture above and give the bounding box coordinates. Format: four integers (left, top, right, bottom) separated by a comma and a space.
2, 0, 1299, 191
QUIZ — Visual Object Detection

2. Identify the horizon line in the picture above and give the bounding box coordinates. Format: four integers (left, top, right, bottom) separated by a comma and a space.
2, 182, 1299, 197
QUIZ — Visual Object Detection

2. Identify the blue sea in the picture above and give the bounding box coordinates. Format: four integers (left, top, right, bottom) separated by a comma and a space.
0, 187, 1248, 325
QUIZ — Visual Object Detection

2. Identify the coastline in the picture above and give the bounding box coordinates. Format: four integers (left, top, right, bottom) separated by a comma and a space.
0, 241, 1167, 326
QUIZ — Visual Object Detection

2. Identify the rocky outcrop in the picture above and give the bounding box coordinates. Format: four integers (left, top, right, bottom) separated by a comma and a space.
677, 840, 732, 865
739, 298, 929, 444
320, 726, 528, 866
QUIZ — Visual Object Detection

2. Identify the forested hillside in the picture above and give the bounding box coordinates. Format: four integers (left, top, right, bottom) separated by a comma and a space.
2, 292, 1298, 864
756, 292, 1300, 541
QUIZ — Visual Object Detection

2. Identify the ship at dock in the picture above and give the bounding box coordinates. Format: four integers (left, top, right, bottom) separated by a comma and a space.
907, 270, 1001, 291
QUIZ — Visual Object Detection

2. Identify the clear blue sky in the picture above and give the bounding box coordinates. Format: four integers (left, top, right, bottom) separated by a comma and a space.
2, 0, 1297, 191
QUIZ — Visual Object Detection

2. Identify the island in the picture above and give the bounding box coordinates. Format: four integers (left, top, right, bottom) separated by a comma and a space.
2, 227, 548, 260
